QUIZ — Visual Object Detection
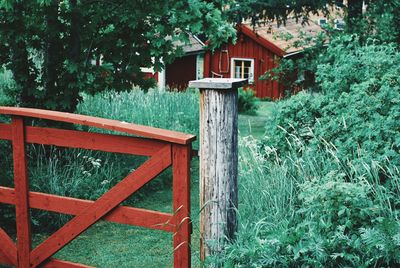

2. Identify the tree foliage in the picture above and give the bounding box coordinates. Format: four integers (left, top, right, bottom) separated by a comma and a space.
229, 0, 366, 28
0, 0, 235, 112
260, 0, 400, 94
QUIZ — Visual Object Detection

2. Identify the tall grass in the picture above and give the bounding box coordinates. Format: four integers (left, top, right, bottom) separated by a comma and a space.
77, 88, 199, 144
208, 136, 400, 267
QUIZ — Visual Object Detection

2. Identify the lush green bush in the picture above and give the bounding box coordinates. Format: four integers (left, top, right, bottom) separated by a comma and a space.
238, 87, 259, 115
264, 37, 400, 171
0, 66, 17, 106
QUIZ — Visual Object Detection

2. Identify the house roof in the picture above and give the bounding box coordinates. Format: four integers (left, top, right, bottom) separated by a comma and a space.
240, 16, 326, 56
173, 34, 205, 55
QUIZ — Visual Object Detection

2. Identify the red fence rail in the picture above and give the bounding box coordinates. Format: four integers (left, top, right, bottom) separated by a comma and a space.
0, 107, 195, 268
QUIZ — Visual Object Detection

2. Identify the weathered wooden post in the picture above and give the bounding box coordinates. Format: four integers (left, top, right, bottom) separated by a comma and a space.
188, 78, 248, 261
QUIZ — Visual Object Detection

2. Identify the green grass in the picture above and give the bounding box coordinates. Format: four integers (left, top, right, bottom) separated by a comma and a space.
238, 101, 275, 139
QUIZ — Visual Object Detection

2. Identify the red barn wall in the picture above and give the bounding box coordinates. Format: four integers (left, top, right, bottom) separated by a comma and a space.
166, 54, 197, 90
204, 34, 284, 99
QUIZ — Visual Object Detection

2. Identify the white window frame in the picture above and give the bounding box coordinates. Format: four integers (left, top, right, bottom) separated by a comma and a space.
230, 57, 255, 83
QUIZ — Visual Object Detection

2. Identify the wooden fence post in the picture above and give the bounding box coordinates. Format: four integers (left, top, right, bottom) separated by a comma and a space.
11, 116, 31, 268
172, 144, 192, 268
189, 78, 247, 261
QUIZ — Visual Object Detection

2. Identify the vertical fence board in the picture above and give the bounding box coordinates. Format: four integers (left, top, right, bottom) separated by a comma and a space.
172, 144, 191, 268
11, 116, 31, 268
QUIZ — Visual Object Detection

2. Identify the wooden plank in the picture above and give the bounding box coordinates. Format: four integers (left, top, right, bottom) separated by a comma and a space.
26, 126, 165, 156
0, 124, 166, 156
189, 78, 247, 90
41, 258, 94, 268
0, 123, 11, 140
30, 144, 172, 268
11, 117, 31, 268
238, 25, 285, 57
0, 107, 196, 145
0, 251, 12, 266
0, 187, 175, 232
0, 227, 17, 266
172, 144, 191, 268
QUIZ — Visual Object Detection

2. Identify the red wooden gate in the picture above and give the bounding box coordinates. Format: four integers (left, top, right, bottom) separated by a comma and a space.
0, 107, 195, 268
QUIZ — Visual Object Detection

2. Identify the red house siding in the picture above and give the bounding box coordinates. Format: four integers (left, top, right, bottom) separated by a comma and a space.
166, 54, 197, 90
204, 31, 285, 99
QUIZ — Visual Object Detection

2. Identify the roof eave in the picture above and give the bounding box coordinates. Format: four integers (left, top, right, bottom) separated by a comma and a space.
238, 25, 285, 57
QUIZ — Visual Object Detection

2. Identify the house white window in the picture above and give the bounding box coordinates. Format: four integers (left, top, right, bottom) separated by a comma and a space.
230, 58, 254, 83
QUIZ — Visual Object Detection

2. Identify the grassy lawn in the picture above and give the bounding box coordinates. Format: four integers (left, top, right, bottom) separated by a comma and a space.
238, 101, 275, 139
1, 100, 274, 268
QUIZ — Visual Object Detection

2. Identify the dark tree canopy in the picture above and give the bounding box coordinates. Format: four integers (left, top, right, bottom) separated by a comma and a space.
228, 0, 376, 30
0, 0, 235, 112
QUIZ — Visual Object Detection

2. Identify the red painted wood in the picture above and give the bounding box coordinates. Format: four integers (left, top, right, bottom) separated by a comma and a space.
41, 258, 94, 268
11, 117, 31, 268
0, 123, 11, 139
0, 107, 196, 145
166, 54, 197, 90
238, 25, 284, 57
0, 227, 17, 266
0, 124, 166, 156
0, 186, 175, 232
0, 110, 195, 267
204, 27, 286, 99
172, 144, 191, 268
0, 251, 12, 266
25, 126, 165, 156
30, 144, 172, 268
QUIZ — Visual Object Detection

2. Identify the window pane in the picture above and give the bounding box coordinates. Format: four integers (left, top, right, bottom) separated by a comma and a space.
232, 59, 253, 81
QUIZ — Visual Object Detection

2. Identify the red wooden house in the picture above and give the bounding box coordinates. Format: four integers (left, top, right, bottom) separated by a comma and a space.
203, 18, 325, 99
142, 34, 205, 90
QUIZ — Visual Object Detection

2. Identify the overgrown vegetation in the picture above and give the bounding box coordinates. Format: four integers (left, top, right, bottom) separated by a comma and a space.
210, 137, 400, 267
208, 36, 400, 267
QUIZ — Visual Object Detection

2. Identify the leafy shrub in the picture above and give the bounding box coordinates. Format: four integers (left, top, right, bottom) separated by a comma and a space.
264, 37, 400, 172
0, 66, 17, 106
238, 87, 258, 115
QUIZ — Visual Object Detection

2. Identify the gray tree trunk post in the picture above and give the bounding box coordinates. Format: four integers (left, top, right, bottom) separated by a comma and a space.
188, 78, 248, 261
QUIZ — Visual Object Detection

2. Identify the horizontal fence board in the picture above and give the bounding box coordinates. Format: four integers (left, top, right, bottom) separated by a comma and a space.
42, 258, 95, 268
0, 187, 175, 232
0, 107, 195, 144
0, 124, 165, 156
